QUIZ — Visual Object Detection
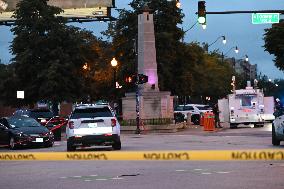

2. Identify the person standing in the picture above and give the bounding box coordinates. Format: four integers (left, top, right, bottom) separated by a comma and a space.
213, 103, 222, 128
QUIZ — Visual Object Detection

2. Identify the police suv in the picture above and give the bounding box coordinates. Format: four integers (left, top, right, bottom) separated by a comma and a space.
66, 104, 121, 151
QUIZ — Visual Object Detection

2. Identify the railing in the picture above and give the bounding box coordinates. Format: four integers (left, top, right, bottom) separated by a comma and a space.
120, 118, 173, 126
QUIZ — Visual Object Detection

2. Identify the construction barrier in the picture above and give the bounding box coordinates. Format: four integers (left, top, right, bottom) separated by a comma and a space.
203, 112, 215, 131
0, 149, 284, 161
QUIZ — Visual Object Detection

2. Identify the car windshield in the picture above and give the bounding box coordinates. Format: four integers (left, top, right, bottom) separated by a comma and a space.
30, 110, 54, 119
196, 106, 211, 110
70, 107, 113, 119
8, 117, 41, 128
174, 106, 184, 111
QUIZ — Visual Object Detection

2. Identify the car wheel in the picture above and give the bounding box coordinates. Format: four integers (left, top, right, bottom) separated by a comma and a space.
230, 123, 238, 129
112, 140, 121, 150
45, 141, 54, 148
67, 139, 76, 151
272, 124, 281, 146
9, 137, 17, 150
191, 115, 200, 125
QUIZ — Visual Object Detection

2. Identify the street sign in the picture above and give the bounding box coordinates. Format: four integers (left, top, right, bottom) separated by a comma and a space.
252, 13, 280, 24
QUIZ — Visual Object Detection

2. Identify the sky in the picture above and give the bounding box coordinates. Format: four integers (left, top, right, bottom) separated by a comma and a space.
0, 0, 283, 79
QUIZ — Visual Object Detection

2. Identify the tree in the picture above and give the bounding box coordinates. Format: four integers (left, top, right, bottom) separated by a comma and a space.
9, 0, 92, 106
263, 19, 284, 71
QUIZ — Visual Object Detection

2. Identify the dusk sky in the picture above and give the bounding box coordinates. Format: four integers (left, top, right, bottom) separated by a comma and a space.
0, 0, 283, 79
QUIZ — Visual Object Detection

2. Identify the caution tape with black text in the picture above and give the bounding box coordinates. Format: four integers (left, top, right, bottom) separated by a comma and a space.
1, 149, 284, 161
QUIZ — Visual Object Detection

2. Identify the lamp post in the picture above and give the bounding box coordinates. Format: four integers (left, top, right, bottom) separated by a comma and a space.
181, 21, 198, 42
222, 46, 239, 63
111, 57, 118, 89
206, 35, 226, 52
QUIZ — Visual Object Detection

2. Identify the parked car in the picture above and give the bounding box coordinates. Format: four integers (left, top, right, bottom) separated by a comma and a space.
0, 116, 54, 149
272, 108, 284, 146
66, 104, 121, 151
13, 108, 54, 125
174, 104, 212, 125
13, 108, 66, 141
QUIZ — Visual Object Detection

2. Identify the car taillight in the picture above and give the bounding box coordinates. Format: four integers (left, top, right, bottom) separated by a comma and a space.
111, 119, 116, 127
68, 121, 74, 129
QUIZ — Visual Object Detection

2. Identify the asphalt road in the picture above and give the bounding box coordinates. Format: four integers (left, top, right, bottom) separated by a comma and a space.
1, 123, 284, 189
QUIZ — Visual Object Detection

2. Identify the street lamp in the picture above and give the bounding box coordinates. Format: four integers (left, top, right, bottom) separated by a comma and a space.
222, 46, 239, 63
176, 0, 181, 8
181, 21, 198, 42
206, 35, 226, 52
245, 55, 249, 62
111, 58, 118, 88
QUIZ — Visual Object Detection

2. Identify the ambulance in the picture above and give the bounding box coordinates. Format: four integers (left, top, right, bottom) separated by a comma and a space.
218, 80, 275, 128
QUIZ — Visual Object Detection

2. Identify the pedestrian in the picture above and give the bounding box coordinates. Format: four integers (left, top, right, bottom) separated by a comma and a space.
213, 103, 222, 128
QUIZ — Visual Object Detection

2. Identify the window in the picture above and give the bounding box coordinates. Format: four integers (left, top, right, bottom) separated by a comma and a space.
184, 106, 194, 111
241, 95, 253, 107
71, 107, 113, 119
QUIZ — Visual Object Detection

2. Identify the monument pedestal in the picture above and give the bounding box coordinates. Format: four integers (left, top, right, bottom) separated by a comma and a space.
121, 7, 174, 121
122, 91, 173, 120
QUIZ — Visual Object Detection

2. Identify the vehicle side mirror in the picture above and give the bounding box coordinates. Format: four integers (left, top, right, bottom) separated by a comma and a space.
46, 123, 54, 129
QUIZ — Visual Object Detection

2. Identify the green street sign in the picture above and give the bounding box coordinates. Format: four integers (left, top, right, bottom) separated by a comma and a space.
252, 13, 280, 24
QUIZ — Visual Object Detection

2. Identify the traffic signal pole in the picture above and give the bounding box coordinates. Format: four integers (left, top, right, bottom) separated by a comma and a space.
133, 38, 141, 134
203, 10, 284, 14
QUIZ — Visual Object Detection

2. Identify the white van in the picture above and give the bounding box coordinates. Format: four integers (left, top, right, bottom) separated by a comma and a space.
174, 104, 212, 125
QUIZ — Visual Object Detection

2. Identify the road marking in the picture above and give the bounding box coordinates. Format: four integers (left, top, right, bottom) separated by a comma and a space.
90, 175, 98, 177
175, 170, 186, 172
96, 178, 107, 181
84, 180, 92, 182
201, 172, 212, 175
194, 169, 203, 171
60, 177, 67, 179
112, 177, 124, 180
216, 171, 230, 174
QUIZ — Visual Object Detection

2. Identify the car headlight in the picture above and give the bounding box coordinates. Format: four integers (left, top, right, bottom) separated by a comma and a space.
16, 132, 29, 137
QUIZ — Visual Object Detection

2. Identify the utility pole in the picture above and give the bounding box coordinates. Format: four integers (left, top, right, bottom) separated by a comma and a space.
133, 38, 141, 134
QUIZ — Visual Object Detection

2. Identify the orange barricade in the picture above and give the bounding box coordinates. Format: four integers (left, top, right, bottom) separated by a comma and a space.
203, 112, 215, 131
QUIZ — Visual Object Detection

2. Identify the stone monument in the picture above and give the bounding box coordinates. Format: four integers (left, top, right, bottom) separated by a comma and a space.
122, 6, 174, 120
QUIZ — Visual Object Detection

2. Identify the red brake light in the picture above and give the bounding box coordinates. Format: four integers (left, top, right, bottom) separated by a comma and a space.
68, 121, 74, 129
111, 119, 116, 127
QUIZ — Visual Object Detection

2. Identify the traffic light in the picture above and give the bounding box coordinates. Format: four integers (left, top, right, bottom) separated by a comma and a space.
138, 74, 148, 84
125, 76, 133, 83
198, 1, 206, 24
125, 74, 148, 84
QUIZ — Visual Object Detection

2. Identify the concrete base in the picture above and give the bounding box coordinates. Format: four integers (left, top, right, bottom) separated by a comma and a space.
122, 91, 174, 120
120, 122, 186, 134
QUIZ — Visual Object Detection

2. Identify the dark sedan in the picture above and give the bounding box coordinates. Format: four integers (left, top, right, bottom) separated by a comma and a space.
0, 116, 54, 149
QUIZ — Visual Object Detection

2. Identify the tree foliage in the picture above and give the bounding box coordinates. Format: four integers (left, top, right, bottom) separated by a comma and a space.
263, 19, 284, 72
4, 0, 112, 106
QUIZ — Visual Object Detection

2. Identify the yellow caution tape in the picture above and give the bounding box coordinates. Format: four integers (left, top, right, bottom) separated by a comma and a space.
0, 149, 284, 161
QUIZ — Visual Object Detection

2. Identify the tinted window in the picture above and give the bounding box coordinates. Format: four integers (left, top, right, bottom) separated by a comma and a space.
241, 95, 253, 107
196, 106, 211, 110
71, 107, 113, 119
174, 106, 184, 111
30, 110, 53, 119
8, 117, 41, 128
184, 106, 194, 111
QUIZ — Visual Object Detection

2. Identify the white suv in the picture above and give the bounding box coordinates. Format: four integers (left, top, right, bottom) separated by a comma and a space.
66, 104, 121, 151
174, 104, 212, 125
